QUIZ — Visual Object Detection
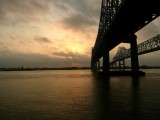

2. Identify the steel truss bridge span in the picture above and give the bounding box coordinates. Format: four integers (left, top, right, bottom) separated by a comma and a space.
91, 0, 159, 75
112, 34, 160, 63
92, 0, 159, 62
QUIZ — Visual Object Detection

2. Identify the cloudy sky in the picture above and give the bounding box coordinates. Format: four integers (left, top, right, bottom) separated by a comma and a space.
0, 0, 159, 68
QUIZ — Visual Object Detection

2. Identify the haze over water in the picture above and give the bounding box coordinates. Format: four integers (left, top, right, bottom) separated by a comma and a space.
0, 69, 160, 120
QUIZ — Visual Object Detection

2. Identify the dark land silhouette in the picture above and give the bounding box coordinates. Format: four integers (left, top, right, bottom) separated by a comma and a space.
0, 67, 91, 71
0, 65, 160, 71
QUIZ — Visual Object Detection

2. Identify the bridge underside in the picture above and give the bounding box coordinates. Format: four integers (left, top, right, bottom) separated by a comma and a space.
93, 0, 159, 60
92, 0, 159, 76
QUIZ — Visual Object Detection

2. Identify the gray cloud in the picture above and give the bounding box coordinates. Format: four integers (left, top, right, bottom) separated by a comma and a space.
52, 1, 69, 12
0, 52, 56, 68
0, 41, 14, 53
1, 0, 48, 14
52, 50, 89, 59
34, 36, 52, 44
0, 51, 90, 68
0, 0, 101, 29
0, 7, 5, 18
52, 0, 101, 17
0, 0, 49, 25
53, 0, 101, 31
61, 13, 97, 30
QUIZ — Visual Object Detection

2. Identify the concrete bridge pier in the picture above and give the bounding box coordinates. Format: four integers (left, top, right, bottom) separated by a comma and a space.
91, 47, 96, 72
97, 60, 101, 72
91, 59, 100, 72
110, 62, 116, 69
130, 34, 139, 75
118, 59, 125, 70
92, 63, 97, 72
103, 41, 110, 76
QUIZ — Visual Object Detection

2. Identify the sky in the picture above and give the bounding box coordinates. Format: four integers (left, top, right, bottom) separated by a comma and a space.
0, 0, 159, 68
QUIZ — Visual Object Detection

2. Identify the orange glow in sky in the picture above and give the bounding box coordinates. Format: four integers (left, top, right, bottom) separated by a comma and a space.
0, 0, 159, 67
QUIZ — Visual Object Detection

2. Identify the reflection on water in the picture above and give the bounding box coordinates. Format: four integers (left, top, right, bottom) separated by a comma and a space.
0, 70, 160, 120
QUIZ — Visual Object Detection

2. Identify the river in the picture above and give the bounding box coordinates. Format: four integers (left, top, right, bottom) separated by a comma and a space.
0, 69, 160, 120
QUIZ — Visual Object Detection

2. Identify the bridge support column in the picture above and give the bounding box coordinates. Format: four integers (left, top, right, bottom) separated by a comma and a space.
103, 46, 109, 76
130, 34, 139, 75
97, 60, 100, 72
92, 62, 97, 72
91, 47, 94, 70
103, 52, 109, 75
118, 59, 125, 70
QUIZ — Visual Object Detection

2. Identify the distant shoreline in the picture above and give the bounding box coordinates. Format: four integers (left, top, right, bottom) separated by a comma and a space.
0, 67, 91, 71
0, 67, 160, 72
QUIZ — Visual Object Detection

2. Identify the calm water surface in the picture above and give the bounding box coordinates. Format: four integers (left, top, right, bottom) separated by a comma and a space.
0, 69, 160, 120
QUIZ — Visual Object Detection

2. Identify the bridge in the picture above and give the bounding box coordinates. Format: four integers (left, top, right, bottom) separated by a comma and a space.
111, 34, 160, 69
91, 0, 160, 76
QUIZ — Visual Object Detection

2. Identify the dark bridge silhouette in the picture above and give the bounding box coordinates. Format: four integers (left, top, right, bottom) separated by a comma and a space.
91, 0, 159, 76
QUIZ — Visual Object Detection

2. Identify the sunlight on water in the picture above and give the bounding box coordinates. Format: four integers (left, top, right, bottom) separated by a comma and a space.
0, 70, 160, 120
